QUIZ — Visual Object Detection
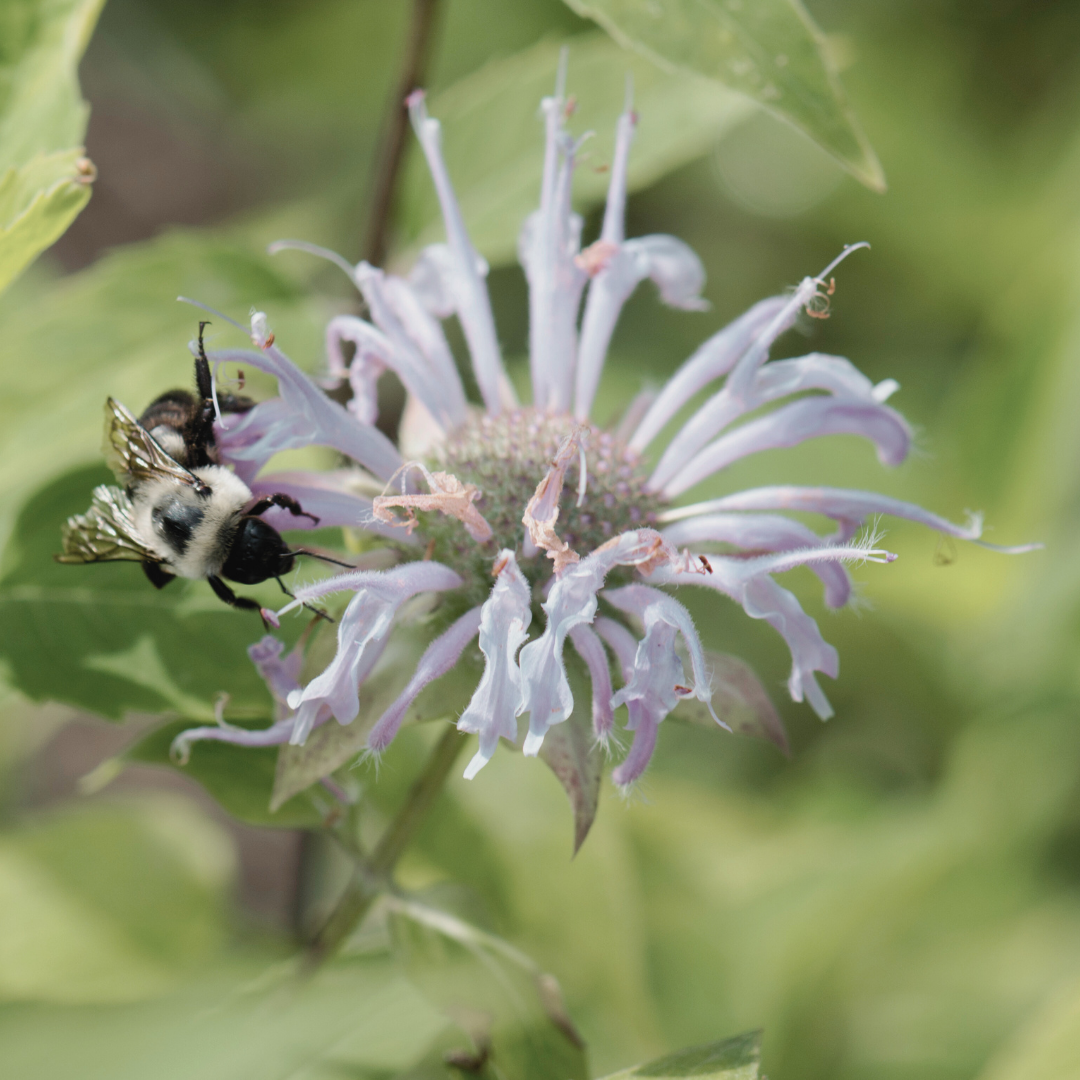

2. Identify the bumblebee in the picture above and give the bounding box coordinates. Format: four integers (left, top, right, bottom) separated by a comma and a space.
57, 323, 325, 619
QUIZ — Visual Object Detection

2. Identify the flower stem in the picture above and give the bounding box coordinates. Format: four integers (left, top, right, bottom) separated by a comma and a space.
361, 0, 443, 266
307, 723, 465, 965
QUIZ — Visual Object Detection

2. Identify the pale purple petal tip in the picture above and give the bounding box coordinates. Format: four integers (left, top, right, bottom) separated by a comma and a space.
368, 607, 483, 754
663, 397, 912, 498
569, 623, 614, 742
518, 530, 683, 752
611, 706, 658, 788
629, 296, 788, 453
408, 94, 507, 415
208, 343, 402, 481
457, 552, 532, 776
281, 563, 462, 743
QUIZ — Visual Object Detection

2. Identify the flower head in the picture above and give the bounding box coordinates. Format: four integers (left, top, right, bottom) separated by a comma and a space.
174, 70, 1038, 796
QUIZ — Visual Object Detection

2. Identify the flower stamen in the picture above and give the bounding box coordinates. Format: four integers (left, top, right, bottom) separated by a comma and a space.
522, 427, 590, 574
374, 463, 493, 543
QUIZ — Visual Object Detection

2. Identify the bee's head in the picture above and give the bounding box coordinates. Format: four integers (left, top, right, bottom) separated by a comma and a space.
222, 516, 295, 585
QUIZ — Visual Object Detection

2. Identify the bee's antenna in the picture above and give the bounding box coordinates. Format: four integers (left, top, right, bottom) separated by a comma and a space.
288, 548, 356, 569
275, 577, 334, 623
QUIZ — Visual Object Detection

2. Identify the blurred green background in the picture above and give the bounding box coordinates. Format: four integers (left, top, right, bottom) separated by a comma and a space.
3, 1, 1080, 1077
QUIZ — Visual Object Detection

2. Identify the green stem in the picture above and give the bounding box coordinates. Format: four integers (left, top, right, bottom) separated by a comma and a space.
307, 724, 465, 965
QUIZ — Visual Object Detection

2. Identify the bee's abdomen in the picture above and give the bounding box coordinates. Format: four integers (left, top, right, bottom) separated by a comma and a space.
140, 390, 197, 435
141, 391, 200, 466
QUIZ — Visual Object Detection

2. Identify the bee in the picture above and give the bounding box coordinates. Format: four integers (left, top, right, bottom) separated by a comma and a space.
57, 322, 340, 621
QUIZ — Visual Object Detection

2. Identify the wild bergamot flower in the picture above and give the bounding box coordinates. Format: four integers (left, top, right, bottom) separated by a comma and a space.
173, 73, 1036, 788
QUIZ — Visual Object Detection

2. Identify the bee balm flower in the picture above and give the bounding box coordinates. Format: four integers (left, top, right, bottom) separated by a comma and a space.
175, 71, 1036, 792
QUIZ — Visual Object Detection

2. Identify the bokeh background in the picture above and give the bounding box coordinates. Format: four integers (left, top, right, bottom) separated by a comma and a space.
3, 1, 1080, 1077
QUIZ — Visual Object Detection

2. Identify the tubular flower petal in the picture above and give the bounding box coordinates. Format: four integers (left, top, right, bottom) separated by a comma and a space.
282, 562, 462, 744
324, 316, 394, 426
603, 583, 721, 725
601, 584, 723, 786
457, 551, 533, 779
662, 512, 852, 608
663, 395, 912, 499
351, 264, 468, 431
211, 343, 402, 482
174, 68, 1036, 812
518, 529, 705, 755
629, 296, 789, 453
573, 92, 706, 420
406, 92, 507, 415
650, 351, 900, 493
569, 623, 614, 745
368, 607, 483, 754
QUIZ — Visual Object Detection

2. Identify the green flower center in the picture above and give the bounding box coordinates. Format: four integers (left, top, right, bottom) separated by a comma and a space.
420, 407, 663, 603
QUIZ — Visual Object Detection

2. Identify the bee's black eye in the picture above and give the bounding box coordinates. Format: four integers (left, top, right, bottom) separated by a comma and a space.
222, 517, 294, 585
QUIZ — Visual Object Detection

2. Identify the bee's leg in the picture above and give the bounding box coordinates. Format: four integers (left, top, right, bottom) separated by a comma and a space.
194, 321, 214, 404
142, 562, 175, 589
207, 574, 275, 628
248, 493, 320, 525
274, 576, 334, 623
181, 320, 220, 468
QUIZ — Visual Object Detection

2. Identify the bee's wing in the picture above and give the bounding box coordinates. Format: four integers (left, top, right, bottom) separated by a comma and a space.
56, 485, 160, 564
103, 397, 203, 490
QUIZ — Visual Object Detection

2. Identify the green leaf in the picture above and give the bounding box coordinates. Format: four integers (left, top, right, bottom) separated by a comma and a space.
0, 0, 106, 292
126, 719, 324, 829
539, 660, 603, 855
598, 1030, 761, 1080
0, 147, 91, 293
397, 32, 751, 266
673, 651, 788, 755
0, 795, 233, 1003
562, 0, 884, 191
0, 0, 104, 168
0, 955, 450, 1079
386, 894, 589, 1080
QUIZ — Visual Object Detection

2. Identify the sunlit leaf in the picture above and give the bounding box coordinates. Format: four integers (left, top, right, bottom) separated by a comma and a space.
386, 894, 588, 1080
598, 1030, 760, 1080
0, 0, 105, 291
0, 0, 103, 167
0, 147, 91, 293
0, 796, 232, 1004
396, 32, 751, 266
562, 0, 884, 191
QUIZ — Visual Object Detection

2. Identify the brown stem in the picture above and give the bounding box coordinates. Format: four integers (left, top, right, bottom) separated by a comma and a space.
307, 724, 465, 966
361, 0, 443, 267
